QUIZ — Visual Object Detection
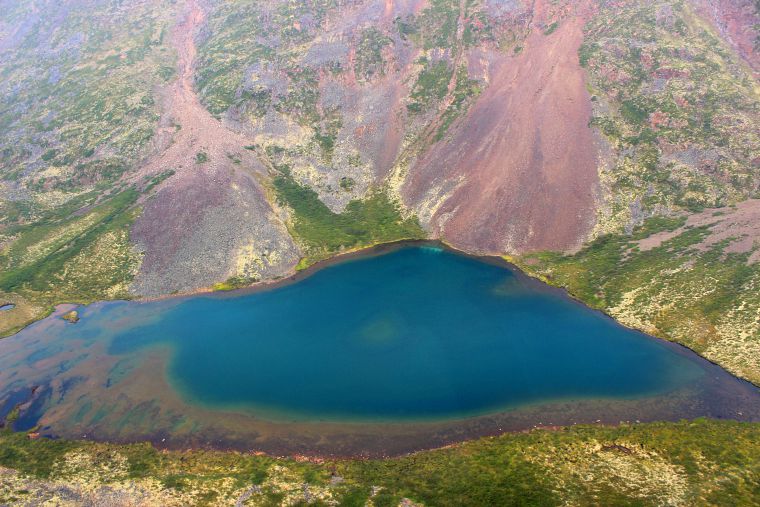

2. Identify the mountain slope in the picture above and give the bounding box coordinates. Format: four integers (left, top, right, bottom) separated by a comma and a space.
126, 1, 299, 296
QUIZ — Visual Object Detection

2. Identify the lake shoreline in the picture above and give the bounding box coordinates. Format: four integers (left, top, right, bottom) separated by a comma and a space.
30, 384, 760, 459
7, 238, 759, 395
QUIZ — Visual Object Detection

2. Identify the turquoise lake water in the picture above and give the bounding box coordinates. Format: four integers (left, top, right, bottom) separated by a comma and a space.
3, 244, 760, 454
96, 245, 705, 420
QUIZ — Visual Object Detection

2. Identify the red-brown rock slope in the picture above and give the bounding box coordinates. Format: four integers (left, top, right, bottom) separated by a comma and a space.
402, 0, 599, 254
691, 0, 760, 76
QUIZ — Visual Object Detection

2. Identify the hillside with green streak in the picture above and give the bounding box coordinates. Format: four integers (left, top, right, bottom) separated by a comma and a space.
1, 419, 759, 505
580, 0, 760, 235
0, 0, 180, 335
0, 188, 146, 337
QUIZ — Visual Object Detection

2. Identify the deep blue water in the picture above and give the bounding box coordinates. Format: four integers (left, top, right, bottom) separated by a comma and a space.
93, 245, 704, 421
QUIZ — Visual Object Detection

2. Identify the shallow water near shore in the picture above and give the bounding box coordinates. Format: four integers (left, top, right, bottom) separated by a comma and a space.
1, 244, 759, 456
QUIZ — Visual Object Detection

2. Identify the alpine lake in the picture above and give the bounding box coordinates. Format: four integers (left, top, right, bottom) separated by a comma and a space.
1, 244, 758, 456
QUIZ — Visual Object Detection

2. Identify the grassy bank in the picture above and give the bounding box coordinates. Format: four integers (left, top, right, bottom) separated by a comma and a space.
513, 214, 760, 385
0, 419, 759, 505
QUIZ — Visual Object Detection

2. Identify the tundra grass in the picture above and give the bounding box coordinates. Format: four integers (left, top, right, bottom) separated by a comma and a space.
0, 419, 759, 505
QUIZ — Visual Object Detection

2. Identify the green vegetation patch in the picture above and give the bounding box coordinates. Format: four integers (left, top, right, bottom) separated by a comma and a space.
273, 66, 322, 127
212, 276, 258, 292
395, 0, 492, 50
272, 170, 423, 265
544, 21, 558, 35
312, 115, 342, 162
407, 59, 453, 113
434, 66, 482, 141
354, 27, 392, 82
195, 151, 209, 164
